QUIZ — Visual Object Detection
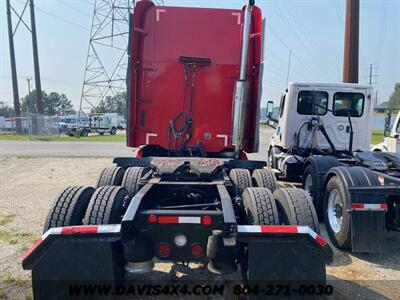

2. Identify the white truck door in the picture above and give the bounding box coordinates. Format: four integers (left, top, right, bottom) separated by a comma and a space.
387, 113, 400, 152
295, 90, 331, 150
324, 92, 369, 151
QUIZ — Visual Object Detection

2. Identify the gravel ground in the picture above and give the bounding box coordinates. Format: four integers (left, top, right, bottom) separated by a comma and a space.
0, 156, 399, 299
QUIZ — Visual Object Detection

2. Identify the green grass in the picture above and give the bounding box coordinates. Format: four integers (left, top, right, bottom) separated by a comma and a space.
0, 229, 38, 245
0, 214, 17, 226
371, 129, 384, 145
0, 133, 126, 142
373, 111, 386, 117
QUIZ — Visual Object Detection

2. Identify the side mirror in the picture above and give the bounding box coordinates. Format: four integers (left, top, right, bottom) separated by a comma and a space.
384, 111, 392, 137
384, 126, 391, 137
266, 101, 274, 118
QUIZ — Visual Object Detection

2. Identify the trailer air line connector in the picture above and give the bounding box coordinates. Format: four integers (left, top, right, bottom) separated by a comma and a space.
232, 0, 254, 157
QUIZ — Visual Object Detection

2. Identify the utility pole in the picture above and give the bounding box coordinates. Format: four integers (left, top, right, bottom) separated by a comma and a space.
286, 49, 292, 86
6, 0, 22, 133
368, 64, 373, 85
343, 0, 359, 83
365, 63, 378, 85
29, 0, 44, 115
26, 77, 32, 94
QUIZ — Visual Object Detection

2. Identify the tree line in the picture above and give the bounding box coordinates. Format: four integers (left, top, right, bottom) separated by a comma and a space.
388, 82, 400, 109
0, 91, 127, 117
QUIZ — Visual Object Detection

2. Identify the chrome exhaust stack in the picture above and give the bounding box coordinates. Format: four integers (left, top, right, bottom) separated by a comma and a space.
232, 0, 254, 155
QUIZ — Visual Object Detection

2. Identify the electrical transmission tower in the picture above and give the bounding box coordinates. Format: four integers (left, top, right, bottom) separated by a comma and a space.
79, 0, 164, 114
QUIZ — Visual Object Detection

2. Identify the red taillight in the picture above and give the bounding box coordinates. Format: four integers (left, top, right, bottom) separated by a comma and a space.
239, 151, 248, 160
148, 214, 157, 224
190, 243, 204, 257
156, 242, 170, 258
201, 215, 212, 225
135, 149, 143, 158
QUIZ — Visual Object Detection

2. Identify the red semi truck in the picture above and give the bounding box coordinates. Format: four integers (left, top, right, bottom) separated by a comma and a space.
23, 1, 332, 298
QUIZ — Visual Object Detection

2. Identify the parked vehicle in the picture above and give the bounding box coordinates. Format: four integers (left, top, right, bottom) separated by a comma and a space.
103, 113, 126, 130
58, 114, 90, 136
372, 110, 400, 152
60, 113, 120, 137
266, 82, 400, 253
22, 2, 332, 298
90, 113, 118, 135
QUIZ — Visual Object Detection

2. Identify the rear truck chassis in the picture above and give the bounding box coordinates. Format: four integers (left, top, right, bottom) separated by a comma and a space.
269, 152, 400, 253
22, 157, 332, 299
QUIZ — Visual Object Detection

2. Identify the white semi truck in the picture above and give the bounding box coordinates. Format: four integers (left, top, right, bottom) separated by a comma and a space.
372, 110, 400, 153
266, 82, 400, 253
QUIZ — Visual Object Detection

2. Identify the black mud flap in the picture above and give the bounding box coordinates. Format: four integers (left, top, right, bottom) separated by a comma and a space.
22, 227, 124, 300
237, 226, 333, 284
351, 210, 386, 253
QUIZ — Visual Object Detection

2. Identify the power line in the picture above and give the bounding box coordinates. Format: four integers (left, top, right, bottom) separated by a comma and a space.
59, 0, 92, 17
271, 0, 338, 81
376, 0, 388, 68
16, 0, 90, 31
268, 26, 322, 81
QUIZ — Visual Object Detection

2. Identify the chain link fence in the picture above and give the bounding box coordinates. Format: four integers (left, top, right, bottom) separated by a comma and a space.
0, 112, 60, 140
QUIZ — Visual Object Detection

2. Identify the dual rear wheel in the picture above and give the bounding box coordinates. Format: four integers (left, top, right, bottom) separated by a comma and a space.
43, 166, 146, 232
242, 187, 319, 233
229, 168, 319, 231
239, 182, 319, 281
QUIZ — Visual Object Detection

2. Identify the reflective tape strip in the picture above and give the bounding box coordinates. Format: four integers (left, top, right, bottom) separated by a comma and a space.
236, 225, 261, 233
97, 224, 121, 233
158, 216, 179, 224
237, 225, 327, 247
260, 225, 298, 233
42, 227, 62, 240
351, 203, 388, 211
22, 238, 42, 260
23, 225, 121, 260
157, 216, 201, 224
61, 226, 98, 235
178, 216, 201, 224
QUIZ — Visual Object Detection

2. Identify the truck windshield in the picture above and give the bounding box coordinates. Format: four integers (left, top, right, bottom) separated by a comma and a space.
297, 91, 328, 115
333, 92, 364, 117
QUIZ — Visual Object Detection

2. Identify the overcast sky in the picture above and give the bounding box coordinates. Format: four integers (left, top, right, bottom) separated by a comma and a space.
0, 0, 399, 110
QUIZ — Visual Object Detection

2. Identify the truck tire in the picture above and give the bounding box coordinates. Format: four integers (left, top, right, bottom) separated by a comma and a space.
323, 176, 351, 249
252, 169, 278, 192
229, 168, 252, 197
110, 127, 117, 135
99, 132, 104, 136
273, 188, 320, 234
83, 186, 128, 225
242, 188, 279, 226
302, 165, 322, 219
241, 188, 279, 282
43, 186, 95, 233
122, 167, 146, 196
96, 166, 125, 187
